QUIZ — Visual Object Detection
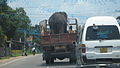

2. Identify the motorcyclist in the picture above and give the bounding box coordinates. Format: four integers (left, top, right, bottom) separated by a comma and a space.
32, 47, 36, 55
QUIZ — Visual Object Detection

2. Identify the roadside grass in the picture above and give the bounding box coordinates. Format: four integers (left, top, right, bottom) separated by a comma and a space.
0, 49, 41, 60
0, 53, 21, 60
0, 56, 11, 60
26, 49, 32, 55
0, 49, 32, 60
11, 53, 22, 57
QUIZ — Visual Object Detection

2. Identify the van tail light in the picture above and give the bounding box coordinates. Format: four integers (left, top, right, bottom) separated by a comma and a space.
80, 44, 86, 53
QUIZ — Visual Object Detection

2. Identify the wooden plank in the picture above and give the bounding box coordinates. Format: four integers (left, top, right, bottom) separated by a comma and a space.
41, 33, 77, 45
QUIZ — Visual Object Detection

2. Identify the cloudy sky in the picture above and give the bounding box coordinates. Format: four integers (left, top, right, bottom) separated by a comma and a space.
7, 0, 120, 26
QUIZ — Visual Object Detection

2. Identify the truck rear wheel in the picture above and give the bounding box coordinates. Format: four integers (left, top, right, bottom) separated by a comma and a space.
46, 60, 50, 64
46, 59, 54, 64
50, 59, 54, 64
69, 58, 76, 63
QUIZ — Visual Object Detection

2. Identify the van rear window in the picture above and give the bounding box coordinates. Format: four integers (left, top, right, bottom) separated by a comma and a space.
86, 25, 120, 40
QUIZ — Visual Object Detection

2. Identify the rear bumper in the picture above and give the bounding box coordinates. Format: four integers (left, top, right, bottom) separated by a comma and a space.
51, 52, 73, 58
43, 52, 76, 60
82, 55, 120, 64
85, 51, 120, 59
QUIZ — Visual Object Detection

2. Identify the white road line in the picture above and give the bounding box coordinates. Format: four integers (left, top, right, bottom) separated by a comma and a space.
46, 66, 49, 68
0, 55, 33, 67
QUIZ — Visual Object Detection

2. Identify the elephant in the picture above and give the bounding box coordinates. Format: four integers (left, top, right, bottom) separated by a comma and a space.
48, 12, 68, 34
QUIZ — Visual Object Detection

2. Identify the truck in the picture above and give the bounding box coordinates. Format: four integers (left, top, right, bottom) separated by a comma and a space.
39, 18, 78, 64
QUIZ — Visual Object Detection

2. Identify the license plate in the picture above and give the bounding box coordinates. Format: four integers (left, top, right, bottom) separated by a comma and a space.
100, 48, 108, 53
55, 46, 66, 49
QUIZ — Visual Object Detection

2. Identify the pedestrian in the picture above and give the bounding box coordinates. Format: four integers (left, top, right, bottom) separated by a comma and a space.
22, 45, 27, 56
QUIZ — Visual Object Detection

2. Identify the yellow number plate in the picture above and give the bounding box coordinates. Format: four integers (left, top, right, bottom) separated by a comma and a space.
100, 48, 108, 53
55, 46, 66, 49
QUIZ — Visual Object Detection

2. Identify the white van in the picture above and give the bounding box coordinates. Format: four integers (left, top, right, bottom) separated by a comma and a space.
79, 16, 120, 63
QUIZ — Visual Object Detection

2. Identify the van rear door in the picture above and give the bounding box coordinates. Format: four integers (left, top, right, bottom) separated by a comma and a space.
85, 25, 120, 59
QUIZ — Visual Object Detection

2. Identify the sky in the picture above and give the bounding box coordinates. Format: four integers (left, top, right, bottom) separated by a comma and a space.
7, 0, 120, 26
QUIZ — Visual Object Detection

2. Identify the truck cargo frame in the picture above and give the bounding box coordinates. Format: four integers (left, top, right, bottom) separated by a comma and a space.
40, 18, 78, 64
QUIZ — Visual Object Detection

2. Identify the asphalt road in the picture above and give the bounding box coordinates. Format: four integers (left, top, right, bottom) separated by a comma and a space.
0, 54, 120, 68
0, 54, 76, 68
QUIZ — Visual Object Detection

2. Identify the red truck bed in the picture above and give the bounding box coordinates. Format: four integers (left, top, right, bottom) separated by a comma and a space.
41, 33, 77, 45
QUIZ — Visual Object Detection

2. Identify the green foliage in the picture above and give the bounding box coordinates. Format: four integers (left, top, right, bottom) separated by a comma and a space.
0, 0, 7, 5
0, 26, 4, 47
0, 26, 3, 37
31, 25, 40, 44
0, 1, 31, 41
15, 7, 31, 29
12, 7, 31, 40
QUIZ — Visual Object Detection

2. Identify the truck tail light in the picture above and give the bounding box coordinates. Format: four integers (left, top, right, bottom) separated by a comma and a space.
80, 44, 86, 53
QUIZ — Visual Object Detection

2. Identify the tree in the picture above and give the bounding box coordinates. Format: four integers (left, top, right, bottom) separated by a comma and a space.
0, 0, 7, 5
0, 6, 18, 39
15, 7, 31, 29
31, 25, 40, 44
13, 7, 31, 41
0, 0, 31, 41
0, 26, 4, 47
0, 0, 32, 57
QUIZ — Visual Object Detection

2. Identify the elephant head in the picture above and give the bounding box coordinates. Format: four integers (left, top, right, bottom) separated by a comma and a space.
48, 12, 68, 34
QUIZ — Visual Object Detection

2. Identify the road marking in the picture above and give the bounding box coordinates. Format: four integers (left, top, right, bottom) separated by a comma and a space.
46, 66, 49, 68
0, 55, 34, 67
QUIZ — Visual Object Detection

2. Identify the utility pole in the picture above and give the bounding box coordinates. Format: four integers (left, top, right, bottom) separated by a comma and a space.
9, 38, 12, 56
22, 29, 27, 56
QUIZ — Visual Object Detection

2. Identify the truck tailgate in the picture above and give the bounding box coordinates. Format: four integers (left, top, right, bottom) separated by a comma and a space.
41, 33, 76, 45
